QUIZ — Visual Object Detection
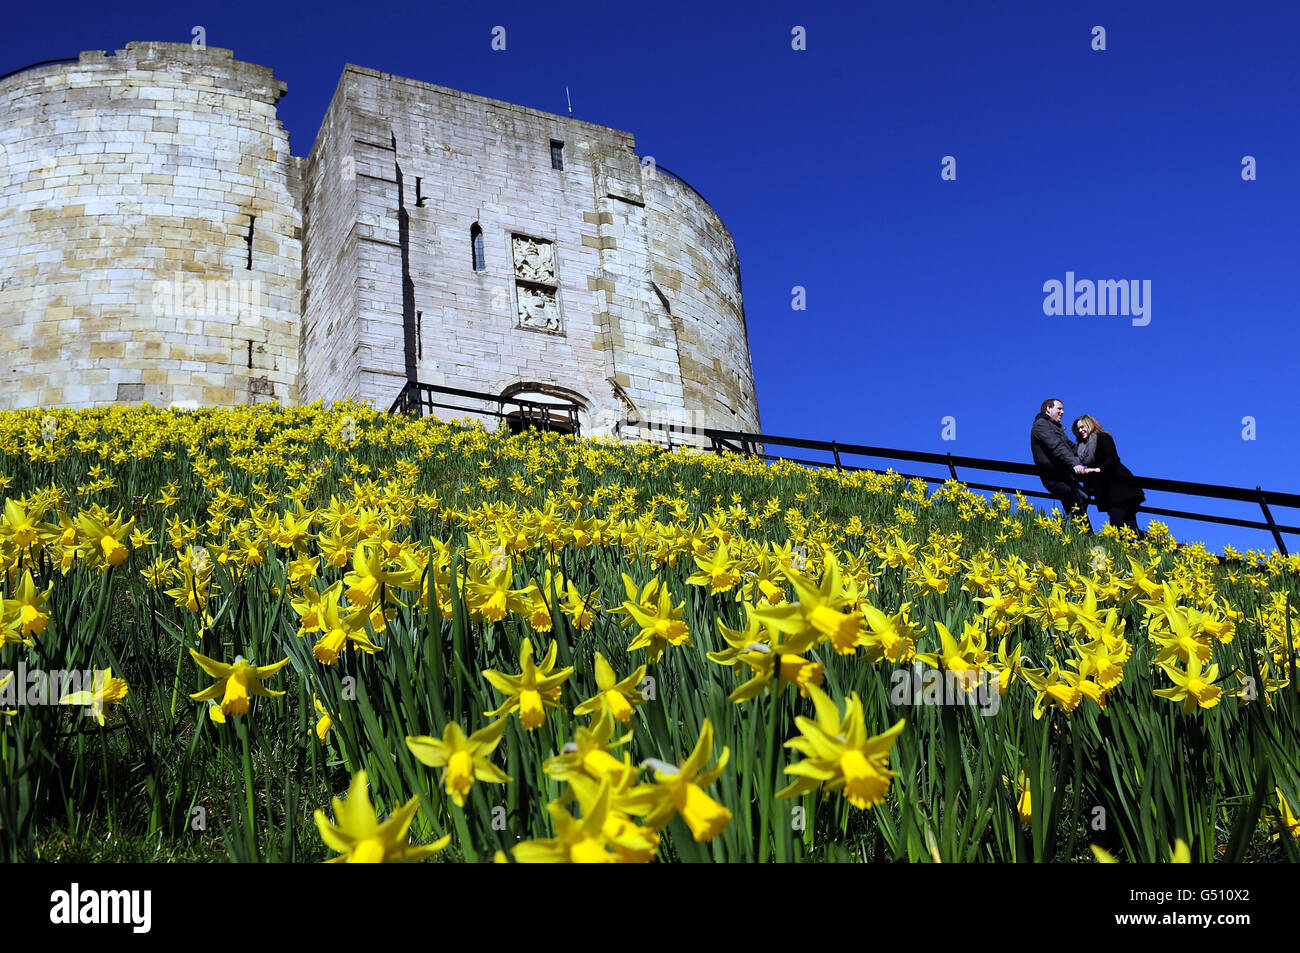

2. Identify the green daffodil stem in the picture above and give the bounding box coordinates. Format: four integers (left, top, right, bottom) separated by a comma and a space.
236, 717, 258, 859
424, 559, 446, 714
99, 723, 113, 831
760, 673, 782, 863
169, 637, 185, 722
453, 807, 477, 862
645, 661, 673, 752
529, 724, 550, 831
451, 554, 468, 721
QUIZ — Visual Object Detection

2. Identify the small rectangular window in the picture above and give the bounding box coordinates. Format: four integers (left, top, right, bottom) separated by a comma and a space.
550, 140, 564, 171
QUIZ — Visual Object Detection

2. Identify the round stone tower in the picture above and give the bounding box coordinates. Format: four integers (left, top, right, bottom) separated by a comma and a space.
644, 167, 760, 434
0, 42, 301, 409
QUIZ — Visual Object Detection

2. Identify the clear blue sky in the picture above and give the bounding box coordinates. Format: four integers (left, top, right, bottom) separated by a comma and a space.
4, 0, 1297, 554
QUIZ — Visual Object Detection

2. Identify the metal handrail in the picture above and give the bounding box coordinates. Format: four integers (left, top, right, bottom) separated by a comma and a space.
382, 382, 1297, 553
617, 418, 1300, 554
0, 57, 80, 83
635, 157, 714, 209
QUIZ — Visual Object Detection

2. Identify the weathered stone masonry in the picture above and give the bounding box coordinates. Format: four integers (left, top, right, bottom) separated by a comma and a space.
0, 42, 760, 437
0, 43, 301, 409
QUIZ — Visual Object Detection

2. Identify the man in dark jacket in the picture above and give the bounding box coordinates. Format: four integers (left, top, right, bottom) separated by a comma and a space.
1030, 398, 1095, 531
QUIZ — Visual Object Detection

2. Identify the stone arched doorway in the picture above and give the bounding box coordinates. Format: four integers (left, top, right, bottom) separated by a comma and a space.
499, 382, 589, 437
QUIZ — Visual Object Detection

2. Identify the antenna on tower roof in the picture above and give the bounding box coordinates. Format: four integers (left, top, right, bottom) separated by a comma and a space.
565, 85, 572, 117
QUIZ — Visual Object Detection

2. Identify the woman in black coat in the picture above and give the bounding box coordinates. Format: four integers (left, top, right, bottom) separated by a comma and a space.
1072, 415, 1145, 536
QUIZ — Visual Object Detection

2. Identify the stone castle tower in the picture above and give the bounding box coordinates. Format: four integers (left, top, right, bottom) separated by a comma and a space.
0, 42, 760, 437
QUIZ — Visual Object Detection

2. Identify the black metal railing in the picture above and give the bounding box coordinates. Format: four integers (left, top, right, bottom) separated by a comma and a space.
388, 381, 582, 438
0, 57, 80, 83
634, 157, 717, 209
616, 419, 1300, 555
383, 383, 1297, 553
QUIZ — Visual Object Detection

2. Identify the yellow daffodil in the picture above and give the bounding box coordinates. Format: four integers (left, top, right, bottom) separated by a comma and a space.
513, 777, 630, 863
724, 636, 825, 703
777, 684, 905, 810
73, 508, 135, 571
572, 652, 646, 723
566, 773, 660, 862
483, 638, 573, 729
463, 559, 524, 623
1, 497, 56, 551
620, 578, 691, 664
344, 540, 418, 609
310, 580, 383, 665
1091, 839, 1192, 863
985, 637, 1022, 695
58, 668, 130, 726
513, 582, 556, 631
1154, 654, 1223, 714
312, 695, 333, 742
913, 620, 989, 688
1003, 765, 1033, 825
1275, 788, 1300, 844
1021, 659, 1084, 719
8, 569, 52, 639
751, 551, 862, 654
544, 711, 637, 786
315, 770, 450, 863
626, 719, 731, 842
686, 540, 742, 594
406, 717, 512, 807
188, 649, 289, 717
859, 602, 922, 663
559, 578, 600, 631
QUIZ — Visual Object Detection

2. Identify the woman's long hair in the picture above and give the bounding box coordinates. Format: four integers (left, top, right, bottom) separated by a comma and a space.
1071, 414, 1108, 441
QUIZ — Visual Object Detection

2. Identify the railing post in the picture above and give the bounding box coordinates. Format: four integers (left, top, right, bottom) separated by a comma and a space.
1257, 487, 1288, 556
947, 453, 958, 481
831, 440, 842, 469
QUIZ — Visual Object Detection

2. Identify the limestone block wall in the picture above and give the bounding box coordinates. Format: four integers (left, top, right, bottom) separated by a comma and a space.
300, 65, 759, 438
585, 130, 691, 434
299, 71, 359, 406
0, 42, 301, 410
645, 170, 760, 434
302, 66, 669, 433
